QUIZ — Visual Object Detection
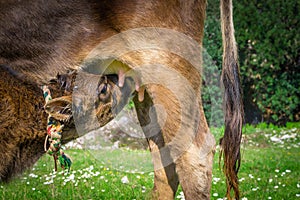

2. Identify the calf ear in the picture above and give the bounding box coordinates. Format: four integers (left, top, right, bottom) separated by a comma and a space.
111, 76, 135, 115
95, 74, 135, 116
44, 95, 73, 122
57, 70, 77, 93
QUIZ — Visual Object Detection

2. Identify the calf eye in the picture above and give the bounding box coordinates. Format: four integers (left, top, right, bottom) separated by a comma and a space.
96, 76, 111, 103
100, 84, 107, 94
97, 83, 107, 95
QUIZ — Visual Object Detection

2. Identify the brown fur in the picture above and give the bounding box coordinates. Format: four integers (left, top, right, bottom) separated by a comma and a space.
0, 64, 46, 181
0, 1, 242, 199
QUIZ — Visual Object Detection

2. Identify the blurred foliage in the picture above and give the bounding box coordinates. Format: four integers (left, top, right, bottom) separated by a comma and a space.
202, 49, 223, 127
202, 0, 300, 125
202, 0, 223, 127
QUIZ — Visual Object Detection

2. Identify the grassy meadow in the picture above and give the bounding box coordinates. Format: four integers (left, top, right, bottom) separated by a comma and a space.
1, 123, 299, 200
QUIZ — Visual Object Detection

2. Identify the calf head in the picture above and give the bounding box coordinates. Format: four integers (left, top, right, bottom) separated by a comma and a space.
45, 71, 135, 138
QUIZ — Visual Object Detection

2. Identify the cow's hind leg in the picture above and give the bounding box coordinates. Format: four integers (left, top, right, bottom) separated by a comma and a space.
134, 84, 215, 199
134, 89, 179, 199
172, 101, 215, 200
175, 127, 215, 199
148, 139, 179, 199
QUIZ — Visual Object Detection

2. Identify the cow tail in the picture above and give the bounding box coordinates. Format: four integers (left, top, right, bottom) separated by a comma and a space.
219, 0, 244, 199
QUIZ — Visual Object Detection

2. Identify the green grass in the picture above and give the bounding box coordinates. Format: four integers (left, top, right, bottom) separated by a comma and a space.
1, 123, 299, 199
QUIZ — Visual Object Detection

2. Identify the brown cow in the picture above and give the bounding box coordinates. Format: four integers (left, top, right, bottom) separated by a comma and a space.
0, 0, 243, 199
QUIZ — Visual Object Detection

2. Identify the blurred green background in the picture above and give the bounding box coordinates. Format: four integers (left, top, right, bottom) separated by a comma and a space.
202, 0, 299, 126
